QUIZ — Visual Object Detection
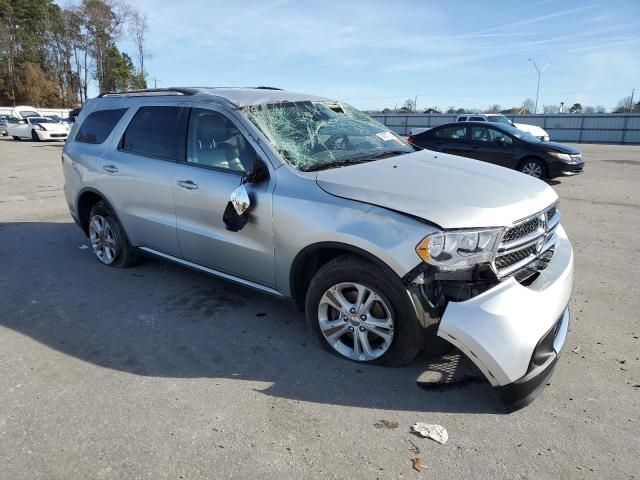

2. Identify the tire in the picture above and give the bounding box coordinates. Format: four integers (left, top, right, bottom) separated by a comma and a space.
305, 254, 422, 366
12, 136, 20, 141
31, 129, 40, 142
88, 201, 138, 268
519, 158, 546, 179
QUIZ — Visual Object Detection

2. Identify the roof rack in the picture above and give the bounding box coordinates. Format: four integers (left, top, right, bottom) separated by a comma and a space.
98, 88, 197, 98
254, 86, 283, 90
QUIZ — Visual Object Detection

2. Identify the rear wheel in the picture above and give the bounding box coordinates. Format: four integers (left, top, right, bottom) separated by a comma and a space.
88, 201, 138, 268
305, 255, 422, 366
519, 158, 546, 179
31, 129, 40, 142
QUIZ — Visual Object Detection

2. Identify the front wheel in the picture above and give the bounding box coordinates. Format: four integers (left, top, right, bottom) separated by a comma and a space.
519, 158, 546, 179
305, 255, 423, 366
31, 129, 40, 142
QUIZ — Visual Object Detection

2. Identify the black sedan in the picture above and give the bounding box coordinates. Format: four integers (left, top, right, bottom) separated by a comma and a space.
408, 122, 584, 179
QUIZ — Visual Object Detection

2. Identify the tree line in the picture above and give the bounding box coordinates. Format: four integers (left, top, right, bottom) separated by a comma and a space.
0, 0, 149, 107
376, 96, 640, 115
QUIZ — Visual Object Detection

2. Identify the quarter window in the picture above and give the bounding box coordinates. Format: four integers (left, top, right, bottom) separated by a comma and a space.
186, 109, 257, 173
469, 116, 486, 121
76, 108, 127, 144
120, 106, 186, 160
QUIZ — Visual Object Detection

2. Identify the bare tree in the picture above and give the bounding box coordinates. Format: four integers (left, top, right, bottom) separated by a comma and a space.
486, 104, 501, 113
543, 105, 559, 114
129, 10, 148, 79
521, 98, 536, 114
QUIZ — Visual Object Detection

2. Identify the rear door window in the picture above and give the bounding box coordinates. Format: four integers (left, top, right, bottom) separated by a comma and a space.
435, 126, 468, 140
457, 116, 467, 122
469, 116, 486, 121
120, 106, 187, 161
75, 108, 127, 144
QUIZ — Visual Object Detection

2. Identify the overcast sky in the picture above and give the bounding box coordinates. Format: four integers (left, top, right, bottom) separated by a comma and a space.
86, 0, 640, 110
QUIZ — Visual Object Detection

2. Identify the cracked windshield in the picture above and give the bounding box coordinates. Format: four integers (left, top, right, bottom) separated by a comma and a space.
243, 101, 414, 171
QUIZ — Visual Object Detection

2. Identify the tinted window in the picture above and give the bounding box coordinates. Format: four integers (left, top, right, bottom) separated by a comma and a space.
121, 106, 186, 160
471, 126, 513, 144
457, 116, 467, 122
76, 108, 127, 144
469, 116, 486, 121
19, 110, 40, 118
435, 126, 467, 139
187, 108, 257, 173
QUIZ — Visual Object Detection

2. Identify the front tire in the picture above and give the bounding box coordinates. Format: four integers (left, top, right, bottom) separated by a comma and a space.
12, 136, 20, 141
88, 201, 138, 268
519, 158, 546, 179
31, 129, 40, 142
305, 255, 422, 366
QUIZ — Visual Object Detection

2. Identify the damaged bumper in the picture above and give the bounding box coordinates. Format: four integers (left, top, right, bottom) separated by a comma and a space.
436, 225, 573, 411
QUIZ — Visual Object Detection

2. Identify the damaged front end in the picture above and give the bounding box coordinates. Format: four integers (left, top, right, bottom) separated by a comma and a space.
406, 206, 573, 411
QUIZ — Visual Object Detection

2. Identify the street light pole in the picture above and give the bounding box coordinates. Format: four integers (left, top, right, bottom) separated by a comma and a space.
528, 58, 551, 114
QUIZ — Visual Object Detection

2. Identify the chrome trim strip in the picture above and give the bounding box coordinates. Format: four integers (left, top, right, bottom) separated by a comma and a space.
498, 228, 545, 252
496, 253, 538, 278
138, 247, 285, 298
511, 201, 558, 226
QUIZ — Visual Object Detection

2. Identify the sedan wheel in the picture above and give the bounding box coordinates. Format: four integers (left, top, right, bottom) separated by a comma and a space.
31, 129, 40, 142
89, 214, 118, 265
520, 160, 544, 179
317, 282, 395, 361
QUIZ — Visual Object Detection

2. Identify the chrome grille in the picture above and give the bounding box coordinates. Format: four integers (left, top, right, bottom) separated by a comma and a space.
494, 203, 560, 278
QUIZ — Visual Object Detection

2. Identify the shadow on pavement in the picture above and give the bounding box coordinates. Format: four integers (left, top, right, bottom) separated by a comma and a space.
0, 221, 503, 414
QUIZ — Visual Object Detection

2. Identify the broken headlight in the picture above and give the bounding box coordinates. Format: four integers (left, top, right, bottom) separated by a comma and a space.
415, 228, 502, 271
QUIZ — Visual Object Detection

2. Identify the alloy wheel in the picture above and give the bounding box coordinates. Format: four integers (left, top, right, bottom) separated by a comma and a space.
317, 282, 395, 361
521, 162, 543, 178
89, 214, 117, 265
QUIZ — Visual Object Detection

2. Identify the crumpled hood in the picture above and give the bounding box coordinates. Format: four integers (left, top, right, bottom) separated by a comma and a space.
514, 122, 547, 137
315, 149, 558, 229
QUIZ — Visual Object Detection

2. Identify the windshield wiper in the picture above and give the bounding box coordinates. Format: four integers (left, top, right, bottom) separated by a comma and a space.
303, 157, 370, 172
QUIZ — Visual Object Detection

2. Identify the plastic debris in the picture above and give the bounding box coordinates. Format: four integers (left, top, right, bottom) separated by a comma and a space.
411, 423, 449, 445
78, 244, 89, 250
411, 457, 423, 472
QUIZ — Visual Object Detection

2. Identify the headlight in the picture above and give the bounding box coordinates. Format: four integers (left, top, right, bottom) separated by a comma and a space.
548, 151, 573, 162
416, 228, 502, 271
37, 124, 46, 131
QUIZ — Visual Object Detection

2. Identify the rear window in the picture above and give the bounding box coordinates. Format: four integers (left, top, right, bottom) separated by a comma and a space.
120, 106, 186, 160
457, 116, 467, 122
76, 109, 127, 144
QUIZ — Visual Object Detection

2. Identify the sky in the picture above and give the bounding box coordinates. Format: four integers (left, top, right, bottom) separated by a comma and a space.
87, 0, 640, 111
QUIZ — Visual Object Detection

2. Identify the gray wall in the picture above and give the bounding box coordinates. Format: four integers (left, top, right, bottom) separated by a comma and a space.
369, 113, 640, 144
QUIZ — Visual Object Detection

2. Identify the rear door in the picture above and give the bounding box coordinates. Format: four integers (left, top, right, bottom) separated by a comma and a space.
423, 125, 472, 157
97, 104, 187, 256
468, 126, 516, 168
172, 106, 276, 287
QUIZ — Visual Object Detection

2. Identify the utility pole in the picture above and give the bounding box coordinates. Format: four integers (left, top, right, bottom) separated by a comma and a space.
528, 58, 551, 114
414, 95, 418, 113
629, 89, 636, 112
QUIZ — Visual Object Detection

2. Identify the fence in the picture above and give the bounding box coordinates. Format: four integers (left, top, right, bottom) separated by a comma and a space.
0, 107, 72, 118
369, 113, 640, 145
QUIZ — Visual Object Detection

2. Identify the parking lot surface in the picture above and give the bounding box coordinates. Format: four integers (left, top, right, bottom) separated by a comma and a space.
1, 136, 638, 479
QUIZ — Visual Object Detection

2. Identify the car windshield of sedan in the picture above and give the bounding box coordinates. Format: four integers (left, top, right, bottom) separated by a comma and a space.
242, 101, 414, 171
499, 124, 542, 143
487, 115, 513, 126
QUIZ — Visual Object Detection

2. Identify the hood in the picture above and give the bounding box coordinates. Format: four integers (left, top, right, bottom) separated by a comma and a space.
35, 121, 68, 132
541, 141, 580, 155
315, 149, 558, 229
513, 122, 547, 136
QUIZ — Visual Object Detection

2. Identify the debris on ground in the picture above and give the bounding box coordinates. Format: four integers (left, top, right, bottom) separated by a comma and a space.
412, 423, 449, 445
373, 419, 399, 429
408, 439, 420, 454
78, 244, 89, 250
411, 457, 423, 472
572, 346, 581, 354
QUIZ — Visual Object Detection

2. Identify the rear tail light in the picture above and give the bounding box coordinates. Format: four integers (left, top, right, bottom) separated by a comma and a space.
407, 135, 415, 144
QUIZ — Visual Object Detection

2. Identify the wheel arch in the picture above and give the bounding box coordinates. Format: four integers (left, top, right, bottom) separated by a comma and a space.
76, 187, 119, 236
289, 241, 403, 310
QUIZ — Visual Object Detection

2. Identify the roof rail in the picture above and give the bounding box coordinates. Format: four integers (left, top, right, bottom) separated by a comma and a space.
98, 88, 197, 98
254, 86, 283, 90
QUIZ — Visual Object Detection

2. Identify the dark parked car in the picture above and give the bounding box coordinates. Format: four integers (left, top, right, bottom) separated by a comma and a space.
408, 122, 584, 179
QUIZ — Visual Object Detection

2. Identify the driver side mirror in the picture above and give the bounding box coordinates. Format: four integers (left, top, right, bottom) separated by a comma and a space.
495, 136, 506, 145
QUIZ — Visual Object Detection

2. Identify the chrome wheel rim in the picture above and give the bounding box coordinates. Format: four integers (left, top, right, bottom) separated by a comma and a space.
89, 214, 117, 265
522, 162, 543, 178
318, 282, 394, 361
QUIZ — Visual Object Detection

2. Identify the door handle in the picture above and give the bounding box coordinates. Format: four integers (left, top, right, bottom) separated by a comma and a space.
102, 164, 119, 173
177, 180, 198, 190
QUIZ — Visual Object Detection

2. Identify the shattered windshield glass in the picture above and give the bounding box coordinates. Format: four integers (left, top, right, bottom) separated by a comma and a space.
242, 101, 414, 171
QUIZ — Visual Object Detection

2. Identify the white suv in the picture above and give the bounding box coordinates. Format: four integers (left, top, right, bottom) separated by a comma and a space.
457, 114, 550, 141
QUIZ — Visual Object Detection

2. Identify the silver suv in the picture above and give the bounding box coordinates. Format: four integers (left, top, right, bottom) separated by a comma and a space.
63, 87, 573, 410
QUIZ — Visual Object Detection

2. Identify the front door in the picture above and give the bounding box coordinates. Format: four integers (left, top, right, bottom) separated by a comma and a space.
469, 126, 516, 168
173, 107, 276, 287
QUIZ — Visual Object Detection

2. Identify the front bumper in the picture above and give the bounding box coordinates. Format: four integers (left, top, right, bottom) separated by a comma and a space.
436, 225, 573, 410
548, 160, 584, 178
37, 130, 68, 141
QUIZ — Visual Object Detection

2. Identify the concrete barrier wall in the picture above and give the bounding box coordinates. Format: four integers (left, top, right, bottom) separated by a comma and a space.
370, 113, 640, 144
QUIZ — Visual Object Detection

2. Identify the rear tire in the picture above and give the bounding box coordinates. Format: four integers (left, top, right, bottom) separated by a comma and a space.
88, 201, 138, 268
12, 136, 20, 141
305, 254, 422, 366
519, 158, 546, 179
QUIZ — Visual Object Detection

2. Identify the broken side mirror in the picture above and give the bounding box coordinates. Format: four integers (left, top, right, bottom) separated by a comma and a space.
224, 184, 250, 231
